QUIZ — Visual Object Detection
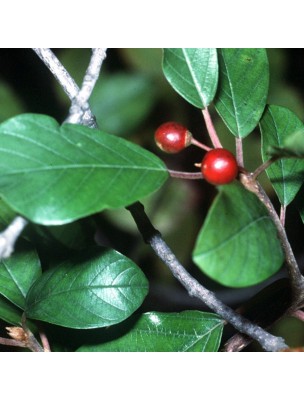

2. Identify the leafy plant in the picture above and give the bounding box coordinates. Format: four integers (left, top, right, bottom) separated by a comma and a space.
0, 48, 304, 352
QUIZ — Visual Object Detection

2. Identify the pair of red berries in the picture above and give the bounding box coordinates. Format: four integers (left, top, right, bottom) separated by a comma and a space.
155, 122, 239, 185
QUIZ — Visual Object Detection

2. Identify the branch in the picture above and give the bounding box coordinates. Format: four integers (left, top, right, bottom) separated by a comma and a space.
65, 48, 107, 127
240, 172, 304, 308
0, 216, 28, 260
33, 48, 79, 99
127, 201, 288, 352
32, 48, 97, 127
251, 156, 279, 180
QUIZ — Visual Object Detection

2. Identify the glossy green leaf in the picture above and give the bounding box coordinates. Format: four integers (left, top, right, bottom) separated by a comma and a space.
0, 295, 23, 325
193, 182, 284, 287
90, 73, 158, 136
25, 247, 149, 329
260, 105, 304, 205
162, 48, 218, 108
0, 198, 16, 230
0, 114, 168, 225
214, 49, 269, 138
0, 242, 41, 309
76, 311, 223, 352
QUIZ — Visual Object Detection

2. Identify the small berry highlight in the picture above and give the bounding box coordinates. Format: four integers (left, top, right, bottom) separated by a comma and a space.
201, 148, 238, 185
154, 122, 192, 153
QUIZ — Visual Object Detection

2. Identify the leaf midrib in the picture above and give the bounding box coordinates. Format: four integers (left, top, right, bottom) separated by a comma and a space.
0, 164, 165, 176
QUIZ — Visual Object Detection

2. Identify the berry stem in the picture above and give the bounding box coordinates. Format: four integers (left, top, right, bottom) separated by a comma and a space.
190, 137, 211, 152
202, 107, 223, 148
168, 170, 203, 180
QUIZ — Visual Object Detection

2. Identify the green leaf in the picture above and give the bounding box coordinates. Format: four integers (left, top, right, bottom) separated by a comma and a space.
76, 311, 223, 352
90, 73, 158, 136
214, 49, 269, 138
0, 241, 41, 309
162, 48, 218, 108
0, 198, 16, 230
260, 105, 304, 205
0, 295, 23, 325
0, 114, 168, 225
192, 182, 284, 287
25, 247, 149, 329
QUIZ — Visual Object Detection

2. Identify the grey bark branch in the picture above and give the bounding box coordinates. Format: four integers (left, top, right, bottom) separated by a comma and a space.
0, 216, 28, 260
33, 48, 97, 127
65, 48, 107, 127
127, 202, 288, 352
33, 48, 79, 99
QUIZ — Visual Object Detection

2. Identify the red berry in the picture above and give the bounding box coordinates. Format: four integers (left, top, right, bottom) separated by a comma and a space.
154, 122, 192, 153
201, 148, 238, 185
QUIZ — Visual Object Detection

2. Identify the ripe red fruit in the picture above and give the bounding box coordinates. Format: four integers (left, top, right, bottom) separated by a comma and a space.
154, 122, 192, 153
201, 148, 238, 185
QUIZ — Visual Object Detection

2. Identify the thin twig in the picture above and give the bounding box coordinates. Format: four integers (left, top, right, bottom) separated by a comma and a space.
0, 216, 28, 260
280, 205, 286, 226
65, 48, 107, 127
3, 316, 44, 352
127, 202, 288, 352
235, 137, 244, 168
252, 156, 279, 180
0, 336, 27, 348
202, 107, 222, 148
240, 172, 304, 307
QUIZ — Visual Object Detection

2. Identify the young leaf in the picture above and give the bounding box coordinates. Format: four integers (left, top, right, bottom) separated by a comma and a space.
0, 241, 41, 309
0, 295, 23, 325
25, 247, 149, 329
214, 48, 269, 138
260, 105, 304, 205
0, 114, 168, 225
192, 182, 284, 287
76, 311, 223, 352
162, 48, 218, 108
